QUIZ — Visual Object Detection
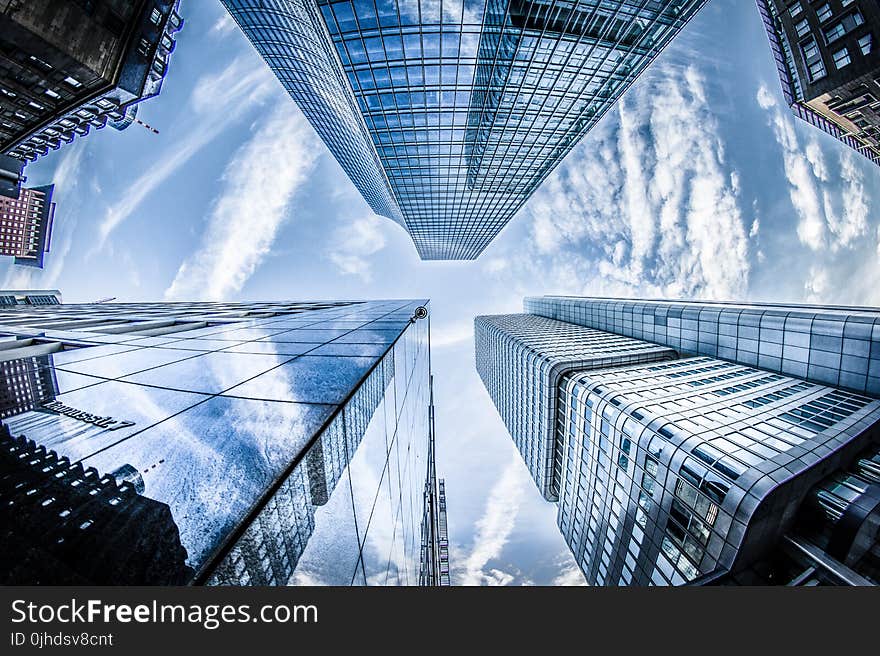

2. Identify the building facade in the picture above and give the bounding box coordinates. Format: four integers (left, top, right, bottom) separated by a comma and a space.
0, 184, 54, 268
223, 0, 707, 260
757, 0, 880, 165
0, 0, 183, 164
0, 297, 446, 586
476, 297, 880, 585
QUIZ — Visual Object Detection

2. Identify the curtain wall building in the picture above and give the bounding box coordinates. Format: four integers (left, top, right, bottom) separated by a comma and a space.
0, 297, 447, 586
476, 297, 880, 585
757, 0, 880, 165
222, 0, 707, 260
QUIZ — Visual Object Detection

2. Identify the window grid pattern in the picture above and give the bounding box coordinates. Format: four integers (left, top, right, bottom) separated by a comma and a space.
525, 296, 880, 396
474, 312, 675, 499
0, 299, 436, 586
225, 0, 706, 259
555, 355, 880, 586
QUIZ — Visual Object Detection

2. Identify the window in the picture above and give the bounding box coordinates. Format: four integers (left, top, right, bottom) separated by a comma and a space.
808, 58, 827, 80
795, 19, 810, 37
833, 47, 851, 68
150, 7, 162, 25
858, 33, 873, 55
63, 76, 81, 88
801, 37, 820, 62
824, 22, 846, 42
816, 4, 833, 22
789, 2, 803, 18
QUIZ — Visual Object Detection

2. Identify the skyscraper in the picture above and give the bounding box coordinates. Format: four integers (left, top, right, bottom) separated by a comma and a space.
757, 0, 880, 165
0, 0, 183, 164
0, 184, 55, 268
223, 0, 707, 260
476, 297, 880, 585
0, 297, 446, 586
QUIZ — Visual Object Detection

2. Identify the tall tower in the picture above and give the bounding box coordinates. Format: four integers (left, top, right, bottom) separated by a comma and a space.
0, 184, 55, 268
223, 0, 707, 260
0, 297, 446, 586
476, 297, 880, 585
0, 0, 183, 164
757, 0, 880, 165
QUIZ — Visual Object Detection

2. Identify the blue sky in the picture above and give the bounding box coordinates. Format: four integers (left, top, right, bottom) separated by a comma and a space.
5, 0, 880, 585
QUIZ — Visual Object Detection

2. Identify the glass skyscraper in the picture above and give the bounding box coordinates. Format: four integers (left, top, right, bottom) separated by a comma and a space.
0, 297, 447, 586
223, 0, 707, 260
476, 297, 880, 585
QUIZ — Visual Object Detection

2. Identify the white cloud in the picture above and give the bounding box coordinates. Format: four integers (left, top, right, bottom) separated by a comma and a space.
749, 218, 760, 238
211, 12, 236, 37
551, 562, 587, 586
457, 455, 525, 586
164, 104, 321, 301
327, 214, 388, 283
503, 63, 750, 301
95, 56, 278, 251
431, 320, 473, 349
756, 84, 871, 253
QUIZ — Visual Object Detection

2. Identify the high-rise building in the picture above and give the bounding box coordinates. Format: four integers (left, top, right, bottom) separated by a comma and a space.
0, 184, 54, 268
0, 297, 446, 586
0, 153, 24, 198
476, 297, 880, 585
757, 0, 880, 165
223, 0, 707, 260
0, 289, 62, 305
0, 0, 183, 164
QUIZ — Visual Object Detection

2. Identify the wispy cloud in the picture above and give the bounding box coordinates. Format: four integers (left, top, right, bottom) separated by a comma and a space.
211, 12, 236, 37
457, 455, 525, 586
551, 561, 587, 586
756, 84, 870, 251
499, 62, 750, 301
95, 56, 278, 251
327, 214, 388, 282
164, 104, 321, 301
430, 320, 473, 349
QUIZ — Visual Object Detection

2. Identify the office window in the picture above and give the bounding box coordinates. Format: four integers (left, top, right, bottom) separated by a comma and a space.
789, 2, 803, 17
833, 47, 851, 68
801, 37, 820, 62
858, 33, 873, 55
808, 59, 827, 80
816, 4, 833, 22
795, 18, 810, 37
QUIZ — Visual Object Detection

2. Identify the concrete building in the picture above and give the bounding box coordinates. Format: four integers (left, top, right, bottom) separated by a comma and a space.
0, 0, 183, 164
757, 0, 880, 165
0, 184, 54, 268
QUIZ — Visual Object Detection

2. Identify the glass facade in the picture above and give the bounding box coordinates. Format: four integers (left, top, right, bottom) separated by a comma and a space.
0, 298, 443, 586
556, 356, 880, 586
476, 297, 880, 585
526, 296, 880, 396
474, 312, 676, 499
224, 0, 707, 260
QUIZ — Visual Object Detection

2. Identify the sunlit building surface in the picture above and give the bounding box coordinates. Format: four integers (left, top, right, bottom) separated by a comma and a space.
223, 0, 707, 260
476, 297, 880, 585
0, 298, 445, 586
757, 0, 880, 165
